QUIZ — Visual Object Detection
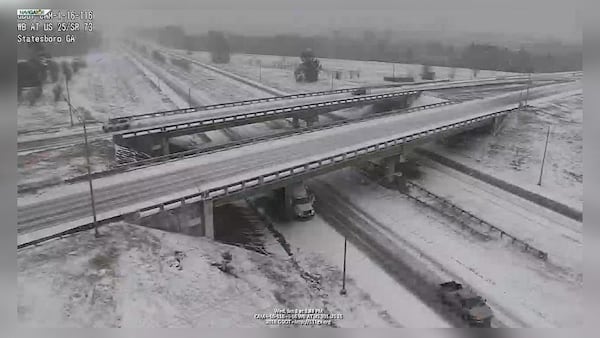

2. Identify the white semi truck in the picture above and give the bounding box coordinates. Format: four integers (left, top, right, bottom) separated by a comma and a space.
289, 183, 315, 220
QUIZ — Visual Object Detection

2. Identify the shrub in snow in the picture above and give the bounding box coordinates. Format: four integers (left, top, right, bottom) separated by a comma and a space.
71, 58, 87, 74
27, 86, 43, 106
152, 50, 166, 63
449, 68, 456, 80
52, 84, 63, 102
48, 60, 60, 83
61, 61, 72, 81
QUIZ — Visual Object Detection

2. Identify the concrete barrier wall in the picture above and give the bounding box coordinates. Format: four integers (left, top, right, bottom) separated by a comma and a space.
416, 148, 583, 222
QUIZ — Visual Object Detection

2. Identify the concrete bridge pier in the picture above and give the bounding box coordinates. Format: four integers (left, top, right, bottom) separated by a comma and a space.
161, 136, 170, 155
382, 147, 409, 189
383, 156, 397, 185
395, 152, 408, 191
292, 116, 300, 128
200, 200, 215, 239
305, 114, 319, 128
491, 115, 506, 135
283, 184, 294, 220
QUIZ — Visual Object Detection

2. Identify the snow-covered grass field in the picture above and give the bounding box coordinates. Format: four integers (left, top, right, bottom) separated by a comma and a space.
18, 221, 406, 328
177, 49, 518, 94
17, 52, 177, 192
425, 85, 583, 209
18, 53, 176, 131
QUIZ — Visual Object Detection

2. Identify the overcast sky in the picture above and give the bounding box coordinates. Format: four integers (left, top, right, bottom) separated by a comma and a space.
26, 0, 583, 43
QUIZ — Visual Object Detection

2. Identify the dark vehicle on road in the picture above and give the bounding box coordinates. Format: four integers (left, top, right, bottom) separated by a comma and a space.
439, 281, 494, 328
103, 117, 131, 132
351, 87, 370, 96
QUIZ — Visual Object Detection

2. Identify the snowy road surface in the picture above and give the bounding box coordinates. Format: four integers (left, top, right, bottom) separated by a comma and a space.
17, 81, 579, 242
322, 167, 581, 327
262, 206, 452, 327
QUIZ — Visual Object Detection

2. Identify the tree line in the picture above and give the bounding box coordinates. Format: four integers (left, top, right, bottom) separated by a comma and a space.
139, 26, 581, 73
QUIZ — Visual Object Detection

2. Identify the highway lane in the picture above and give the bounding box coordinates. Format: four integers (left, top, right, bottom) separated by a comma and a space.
115, 54, 541, 131
18, 80, 578, 235
117, 85, 418, 131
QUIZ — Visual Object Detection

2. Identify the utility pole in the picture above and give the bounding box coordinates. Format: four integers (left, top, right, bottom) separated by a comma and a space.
188, 88, 191, 107
331, 72, 334, 90
65, 95, 99, 237
340, 237, 347, 295
65, 76, 73, 127
518, 90, 523, 109
258, 61, 262, 82
537, 125, 551, 186
525, 72, 531, 106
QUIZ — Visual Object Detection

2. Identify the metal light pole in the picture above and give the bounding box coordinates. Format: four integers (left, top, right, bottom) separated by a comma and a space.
188, 88, 191, 108
340, 237, 347, 295
258, 61, 262, 82
65, 77, 73, 127
537, 125, 551, 186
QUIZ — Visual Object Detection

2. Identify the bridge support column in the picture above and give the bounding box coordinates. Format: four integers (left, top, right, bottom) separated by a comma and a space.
161, 136, 170, 156
395, 151, 408, 192
491, 115, 506, 135
292, 116, 300, 128
383, 156, 397, 185
283, 184, 294, 221
305, 114, 318, 128
201, 200, 214, 239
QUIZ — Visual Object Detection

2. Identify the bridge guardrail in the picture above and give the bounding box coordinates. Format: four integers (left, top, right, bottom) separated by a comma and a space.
405, 181, 548, 260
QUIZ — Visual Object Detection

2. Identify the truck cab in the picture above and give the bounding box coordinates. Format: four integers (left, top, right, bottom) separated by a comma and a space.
290, 183, 315, 220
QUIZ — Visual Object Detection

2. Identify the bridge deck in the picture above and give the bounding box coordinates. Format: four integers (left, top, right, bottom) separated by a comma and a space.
17, 81, 578, 243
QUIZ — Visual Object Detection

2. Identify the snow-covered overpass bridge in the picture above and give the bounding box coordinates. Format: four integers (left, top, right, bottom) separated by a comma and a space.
17, 81, 577, 247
